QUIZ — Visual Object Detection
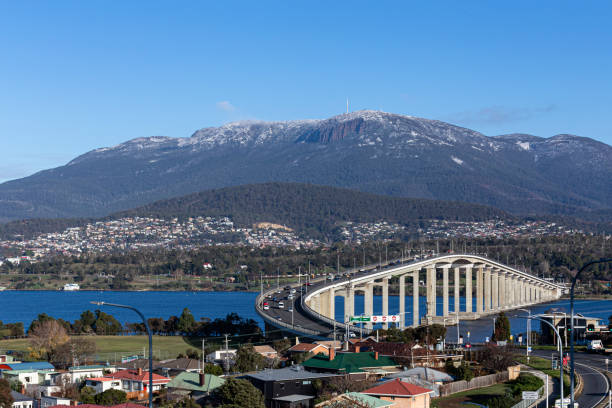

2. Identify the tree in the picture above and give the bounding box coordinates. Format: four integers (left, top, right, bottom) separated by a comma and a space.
177, 308, 196, 334
480, 343, 515, 372
204, 363, 223, 376
28, 320, 69, 360
79, 386, 96, 404
233, 345, 265, 373
214, 377, 265, 408
51, 337, 97, 368
0, 379, 13, 408
492, 312, 511, 341
95, 389, 127, 405
93, 310, 122, 335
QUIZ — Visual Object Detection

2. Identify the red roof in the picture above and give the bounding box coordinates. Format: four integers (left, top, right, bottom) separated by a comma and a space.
105, 369, 170, 385
288, 343, 327, 353
48, 404, 146, 408
362, 379, 432, 397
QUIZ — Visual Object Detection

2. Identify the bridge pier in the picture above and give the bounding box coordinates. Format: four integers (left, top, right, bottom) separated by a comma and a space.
465, 264, 473, 313
453, 266, 460, 313
426, 266, 436, 323
382, 278, 389, 329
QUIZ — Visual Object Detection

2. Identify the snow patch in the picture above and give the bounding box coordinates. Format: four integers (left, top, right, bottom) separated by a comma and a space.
516, 141, 530, 151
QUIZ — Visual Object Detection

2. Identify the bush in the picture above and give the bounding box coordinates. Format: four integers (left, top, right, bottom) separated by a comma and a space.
509, 373, 544, 396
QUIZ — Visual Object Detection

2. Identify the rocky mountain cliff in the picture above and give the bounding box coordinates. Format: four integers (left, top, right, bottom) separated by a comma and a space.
1, 110, 610, 221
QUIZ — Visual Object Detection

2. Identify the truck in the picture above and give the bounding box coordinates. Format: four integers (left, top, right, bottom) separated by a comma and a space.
587, 339, 604, 352
554, 398, 578, 408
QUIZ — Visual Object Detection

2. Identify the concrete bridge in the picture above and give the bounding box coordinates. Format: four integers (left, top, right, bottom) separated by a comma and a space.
256, 254, 564, 339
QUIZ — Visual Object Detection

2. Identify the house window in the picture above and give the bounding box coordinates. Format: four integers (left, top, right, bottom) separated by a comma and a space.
302, 380, 311, 385
123, 382, 129, 390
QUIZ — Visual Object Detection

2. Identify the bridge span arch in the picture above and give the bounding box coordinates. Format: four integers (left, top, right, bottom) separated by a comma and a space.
302, 254, 563, 331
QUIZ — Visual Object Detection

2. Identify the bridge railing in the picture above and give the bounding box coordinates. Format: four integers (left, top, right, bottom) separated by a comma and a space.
255, 286, 323, 336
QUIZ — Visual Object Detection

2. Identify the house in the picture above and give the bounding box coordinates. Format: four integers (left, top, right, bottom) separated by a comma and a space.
302, 350, 399, 378
155, 358, 201, 377
40, 396, 71, 408
102, 369, 171, 399
287, 343, 329, 357
315, 392, 395, 407
253, 345, 278, 360
385, 367, 454, 385
206, 349, 237, 365
362, 378, 432, 408
67, 365, 110, 382
165, 372, 225, 403
2, 369, 58, 387
84, 377, 123, 394
10, 391, 34, 408
244, 365, 338, 408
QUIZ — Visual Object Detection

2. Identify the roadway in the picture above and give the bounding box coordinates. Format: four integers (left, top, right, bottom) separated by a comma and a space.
531, 349, 610, 407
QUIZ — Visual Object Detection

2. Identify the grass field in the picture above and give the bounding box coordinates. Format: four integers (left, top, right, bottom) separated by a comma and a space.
0, 336, 199, 363
432, 383, 509, 408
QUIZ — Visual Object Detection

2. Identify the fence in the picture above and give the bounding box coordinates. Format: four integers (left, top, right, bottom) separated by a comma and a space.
439, 371, 510, 397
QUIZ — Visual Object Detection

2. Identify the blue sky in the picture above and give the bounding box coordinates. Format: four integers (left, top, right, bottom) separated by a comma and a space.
1, 1, 611, 182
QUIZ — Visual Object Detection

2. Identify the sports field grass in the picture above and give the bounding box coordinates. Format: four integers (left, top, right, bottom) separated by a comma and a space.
0, 335, 199, 362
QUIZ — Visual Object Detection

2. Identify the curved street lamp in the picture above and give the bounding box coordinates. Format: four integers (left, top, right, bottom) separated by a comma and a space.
513, 313, 564, 403
91, 301, 154, 408
569, 258, 612, 407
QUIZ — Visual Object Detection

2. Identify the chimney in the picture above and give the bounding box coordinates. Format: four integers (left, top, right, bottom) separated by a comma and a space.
295, 337, 300, 346
374, 351, 379, 360
354, 345, 360, 353
328, 347, 335, 361
137, 368, 143, 376
199, 373, 206, 386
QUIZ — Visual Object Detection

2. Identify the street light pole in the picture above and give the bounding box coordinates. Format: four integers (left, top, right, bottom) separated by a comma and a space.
570, 258, 612, 408
91, 301, 153, 408
515, 314, 564, 404
518, 308, 531, 363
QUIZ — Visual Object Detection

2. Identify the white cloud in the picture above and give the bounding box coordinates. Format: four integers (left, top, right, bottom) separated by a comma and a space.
216, 101, 236, 112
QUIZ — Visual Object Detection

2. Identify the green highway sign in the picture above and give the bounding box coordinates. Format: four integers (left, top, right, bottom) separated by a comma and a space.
350, 316, 371, 322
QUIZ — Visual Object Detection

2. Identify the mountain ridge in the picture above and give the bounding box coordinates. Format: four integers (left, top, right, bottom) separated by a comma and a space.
1, 110, 610, 221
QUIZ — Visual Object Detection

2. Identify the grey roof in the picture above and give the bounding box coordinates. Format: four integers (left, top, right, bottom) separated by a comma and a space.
272, 394, 314, 402
11, 391, 34, 402
385, 367, 454, 382
155, 358, 200, 371
246, 365, 338, 382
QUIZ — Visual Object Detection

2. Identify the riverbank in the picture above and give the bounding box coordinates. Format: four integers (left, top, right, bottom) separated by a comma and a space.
0, 272, 305, 292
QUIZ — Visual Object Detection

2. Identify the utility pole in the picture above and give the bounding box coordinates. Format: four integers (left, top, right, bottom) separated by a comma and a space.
201, 339, 206, 372
223, 334, 230, 373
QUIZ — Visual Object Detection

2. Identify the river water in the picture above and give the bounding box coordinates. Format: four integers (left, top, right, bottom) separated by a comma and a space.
0, 291, 609, 343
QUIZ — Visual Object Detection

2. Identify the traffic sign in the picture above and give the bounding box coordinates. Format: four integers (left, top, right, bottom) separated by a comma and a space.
522, 391, 539, 400
350, 316, 370, 322
371, 315, 401, 323
527, 346, 532, 352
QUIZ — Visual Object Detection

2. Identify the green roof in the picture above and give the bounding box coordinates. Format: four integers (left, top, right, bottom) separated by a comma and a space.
166, 371, 225, 393
302, 352, 397, 373
343, 392, 394, 407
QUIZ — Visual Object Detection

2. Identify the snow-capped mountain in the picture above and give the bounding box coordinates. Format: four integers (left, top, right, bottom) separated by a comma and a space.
1, 110, 610, 221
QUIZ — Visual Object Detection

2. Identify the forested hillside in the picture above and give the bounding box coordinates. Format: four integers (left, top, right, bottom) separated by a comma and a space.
0, 183, 509, 240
